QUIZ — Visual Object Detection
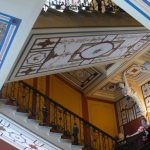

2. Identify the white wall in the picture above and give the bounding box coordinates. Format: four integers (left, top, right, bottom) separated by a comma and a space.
0, 0, 45, 89
112, 0, 150, 30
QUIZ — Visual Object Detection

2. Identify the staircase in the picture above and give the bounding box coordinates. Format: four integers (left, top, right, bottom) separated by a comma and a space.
0, 81, 117, 150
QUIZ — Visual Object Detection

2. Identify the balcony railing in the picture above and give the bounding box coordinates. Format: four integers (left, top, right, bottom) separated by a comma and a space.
43, 0, 124, 13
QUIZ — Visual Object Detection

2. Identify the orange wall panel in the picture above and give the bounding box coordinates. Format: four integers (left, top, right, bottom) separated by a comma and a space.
23, 75, 118, 137
50, 75, 82, 117
37, 76, 46, 94
24, 78, 34, 86
87, 99, 118, 136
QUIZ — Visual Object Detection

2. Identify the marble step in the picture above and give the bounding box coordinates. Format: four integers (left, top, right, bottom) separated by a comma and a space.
0, 99, 82, 150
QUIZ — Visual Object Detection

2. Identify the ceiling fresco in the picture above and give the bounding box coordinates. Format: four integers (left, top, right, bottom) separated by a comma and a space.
59, 62, 149, 95
126, 64, 142, 78
59, 67, 102, 90
6, 28, 150, 101
101, 82, 119, 92
91, 81, 123, 101
91, 60, 150, 101
9, 29, 150, 81
114, 63, 150, 84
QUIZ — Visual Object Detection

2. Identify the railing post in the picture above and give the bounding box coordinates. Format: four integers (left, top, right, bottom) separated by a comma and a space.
73, 122, 79, 145
40, 103, 48, 126
6, 82, 16, 106
81, 94, 91, 148
17, 84, 27, 112
83, 124, 91, 149
28, 91, 37, 119
0, 89, 2, 99
46, 76, 51, 126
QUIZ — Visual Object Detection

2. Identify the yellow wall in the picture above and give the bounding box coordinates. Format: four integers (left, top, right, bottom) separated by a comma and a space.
37, 76, 46, 94
23, 75, 118, 136
50, 75, 82, 117
24, 78, 34, 86
24, 75, 82, 116
87, 99, 118, 137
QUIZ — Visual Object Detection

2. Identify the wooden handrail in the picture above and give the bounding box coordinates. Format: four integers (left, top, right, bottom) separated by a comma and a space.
21, 81, 116, 141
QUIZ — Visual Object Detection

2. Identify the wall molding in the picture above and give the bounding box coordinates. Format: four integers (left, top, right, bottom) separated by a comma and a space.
86, 96, 115, 104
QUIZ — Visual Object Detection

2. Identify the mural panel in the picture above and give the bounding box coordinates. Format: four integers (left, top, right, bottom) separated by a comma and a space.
10, 30, 150, 81
0, 12, 21, 69
142, 81, 150, 111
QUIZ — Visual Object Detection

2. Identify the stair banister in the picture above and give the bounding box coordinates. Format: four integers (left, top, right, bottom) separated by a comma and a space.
2, 81, 117, 150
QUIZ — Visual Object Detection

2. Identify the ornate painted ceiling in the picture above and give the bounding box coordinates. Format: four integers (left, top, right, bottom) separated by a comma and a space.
90, 59, 150, 101
57, 54, 150, 101
7, 27, 150, 101
59, 67, 102, 90
9, 28, 150, 80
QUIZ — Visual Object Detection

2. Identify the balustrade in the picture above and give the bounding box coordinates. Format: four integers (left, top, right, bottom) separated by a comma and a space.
1, 81, 116, 150
43, 0, 124, 14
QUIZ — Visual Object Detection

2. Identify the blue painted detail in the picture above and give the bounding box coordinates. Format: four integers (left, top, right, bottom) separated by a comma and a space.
125, 0, 150, 20
0, 12, 15, 19
143, 0, 150, 6
0, 19, 8, 23
0, 12, 21, 69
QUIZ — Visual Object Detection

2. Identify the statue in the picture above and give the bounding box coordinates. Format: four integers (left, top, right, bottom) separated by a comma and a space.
120, 72, 146, 116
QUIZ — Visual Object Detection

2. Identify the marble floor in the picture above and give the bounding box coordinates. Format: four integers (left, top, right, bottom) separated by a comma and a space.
0, 113, 61, 150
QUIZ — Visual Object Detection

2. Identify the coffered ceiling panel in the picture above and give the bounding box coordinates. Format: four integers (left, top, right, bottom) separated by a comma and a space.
59, 67, 102, 90
92, 60, 150, 101
126, 64, 142, 77
101, 82, 119, 92
118, 63, 150, 85
8, 28, 150, 81
92, 82, 123, 101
